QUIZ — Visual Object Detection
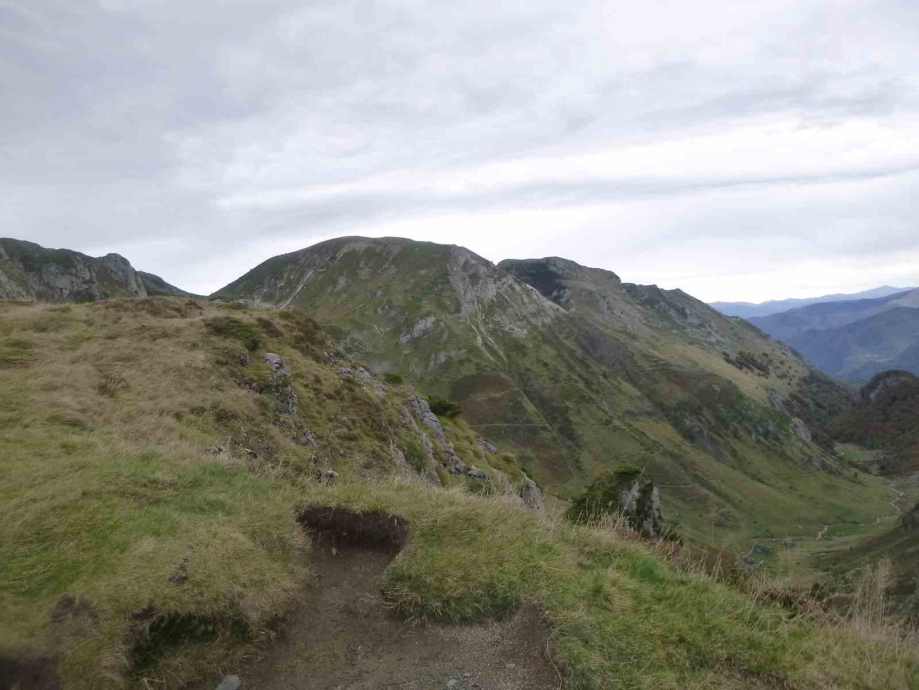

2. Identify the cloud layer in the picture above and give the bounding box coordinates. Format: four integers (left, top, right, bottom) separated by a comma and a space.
3, 0, 918, 301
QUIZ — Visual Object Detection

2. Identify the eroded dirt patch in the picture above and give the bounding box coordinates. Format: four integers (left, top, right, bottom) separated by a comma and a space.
297, 506, 409, 552
236, 507, 559, 690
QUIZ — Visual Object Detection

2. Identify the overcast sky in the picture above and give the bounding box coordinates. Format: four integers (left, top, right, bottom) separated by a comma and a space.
3, 0, 918, 302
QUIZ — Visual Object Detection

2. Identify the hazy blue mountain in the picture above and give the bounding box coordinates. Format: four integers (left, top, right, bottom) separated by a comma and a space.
710, 286, 913, 319
749, 289, 919, 342
787, 307, 919, 381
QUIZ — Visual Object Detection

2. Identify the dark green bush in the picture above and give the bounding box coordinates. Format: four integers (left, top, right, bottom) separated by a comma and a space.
205, 317, 260, 351
383, 373, 404, 385
427, 395, 462, 418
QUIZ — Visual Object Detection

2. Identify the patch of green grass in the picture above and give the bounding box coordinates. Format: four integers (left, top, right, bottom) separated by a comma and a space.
205, 317, 260, 351
0, 337, 37, 369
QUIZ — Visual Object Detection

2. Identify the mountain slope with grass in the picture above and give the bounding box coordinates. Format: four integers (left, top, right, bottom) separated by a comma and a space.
1, 297, 917, 690
213, 237, 888, 552
828, 370, 919, 475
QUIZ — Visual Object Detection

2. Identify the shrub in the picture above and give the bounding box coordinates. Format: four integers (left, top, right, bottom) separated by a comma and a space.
383, 373, 404, 386
403, 440, 425, 473
427, 395, 462, 418
205, 317, 260, 351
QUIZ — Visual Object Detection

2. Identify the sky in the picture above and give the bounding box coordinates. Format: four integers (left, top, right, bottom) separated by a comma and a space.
3, 0, 919, 302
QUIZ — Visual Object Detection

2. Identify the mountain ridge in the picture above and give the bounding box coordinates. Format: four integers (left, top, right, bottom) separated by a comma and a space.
711, 285, 914, 319
213, 235, 869, 548
0, 238, 190, 302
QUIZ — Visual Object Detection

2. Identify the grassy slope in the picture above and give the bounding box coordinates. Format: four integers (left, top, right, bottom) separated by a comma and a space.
214, 239, 889, 555
2, 298, 917, 688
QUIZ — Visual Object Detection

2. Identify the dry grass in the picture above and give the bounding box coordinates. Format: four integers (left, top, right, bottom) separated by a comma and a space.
1, 298, 917, 689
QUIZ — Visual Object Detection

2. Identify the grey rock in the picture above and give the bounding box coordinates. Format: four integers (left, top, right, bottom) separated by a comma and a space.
296, 429, 320, 448
216, 675, 240, 690
409, 396, 446, 440
617, 473, 665, 538
399, 315, 437, 344
791, 418, 812, 443
478, 439, 498, 454
338, 366, 387, 396
752, 542, 773, 554
767, 388, 785, 412
521, 477, 544, 511
265, 353, 284, 370
238, 352, 250, 366
466, 466, 488, 481
203, 445, 225, 455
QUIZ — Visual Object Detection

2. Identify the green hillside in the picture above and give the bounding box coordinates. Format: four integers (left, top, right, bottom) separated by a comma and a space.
212, 237, 901, 552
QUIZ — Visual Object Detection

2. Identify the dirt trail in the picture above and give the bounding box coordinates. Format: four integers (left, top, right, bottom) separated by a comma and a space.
887, 483, 906, 514
237, 542, 559, 690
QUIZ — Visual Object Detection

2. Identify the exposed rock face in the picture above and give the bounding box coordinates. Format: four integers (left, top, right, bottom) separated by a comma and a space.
0, 238, 151, 301
618, 475, 664, 538
791, 418, 812, 443
568, 468, 664, 538
521, 478, 544, 511
399, 316, 437, 343
339, 366, 387, 396
767, 388, 786, 412
410, 396, 447, 441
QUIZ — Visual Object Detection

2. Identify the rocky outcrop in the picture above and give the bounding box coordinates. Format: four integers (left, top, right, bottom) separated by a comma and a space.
568, 468, 664, 538
521, 477, 544, 511
791, 418, 812, 443
265, 353, 298, 414
0, 238, 150, 301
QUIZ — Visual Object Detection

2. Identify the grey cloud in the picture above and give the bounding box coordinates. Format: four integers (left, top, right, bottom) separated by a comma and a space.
3, 0, 919, 300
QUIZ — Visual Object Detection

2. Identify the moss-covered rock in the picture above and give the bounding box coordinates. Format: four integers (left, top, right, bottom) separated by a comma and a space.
568, 467, 664, 537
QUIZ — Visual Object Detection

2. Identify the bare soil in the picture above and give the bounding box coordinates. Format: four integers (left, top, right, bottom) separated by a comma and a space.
237, 541, 560, 690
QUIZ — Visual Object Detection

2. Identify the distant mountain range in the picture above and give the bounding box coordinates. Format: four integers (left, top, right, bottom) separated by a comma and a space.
710, 286, 913, 319
744, 289, 919, 381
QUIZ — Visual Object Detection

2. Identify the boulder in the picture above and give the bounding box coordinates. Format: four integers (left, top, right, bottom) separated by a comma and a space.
521, 477, 544, 511
466, 466, 488, 481
478, 439, 498, 454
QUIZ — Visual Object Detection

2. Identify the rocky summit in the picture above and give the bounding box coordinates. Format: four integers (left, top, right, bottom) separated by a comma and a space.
0, 238, 185, 302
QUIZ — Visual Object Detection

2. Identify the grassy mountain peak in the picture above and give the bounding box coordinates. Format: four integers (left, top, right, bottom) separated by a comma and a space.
213, 237, 889, 552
